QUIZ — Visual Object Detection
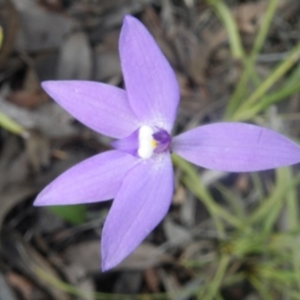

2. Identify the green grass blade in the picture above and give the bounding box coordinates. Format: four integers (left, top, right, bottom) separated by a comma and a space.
225, 0, 279, 118
232, 41, 300, 121
207, 0, 245, 60
0, 111, 28, 137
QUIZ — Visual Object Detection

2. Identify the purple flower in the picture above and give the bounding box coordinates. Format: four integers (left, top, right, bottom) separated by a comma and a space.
34, 15, 300, 271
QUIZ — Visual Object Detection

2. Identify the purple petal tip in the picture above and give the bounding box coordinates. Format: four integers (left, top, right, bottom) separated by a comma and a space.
41, 80, 54, 90
33, 198, 46, 207
123, 14, 136, 24
101, 259, 114, 272
33, 188, 50, 207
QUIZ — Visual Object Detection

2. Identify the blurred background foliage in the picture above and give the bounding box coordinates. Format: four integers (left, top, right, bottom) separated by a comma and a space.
1, 0, 300, 299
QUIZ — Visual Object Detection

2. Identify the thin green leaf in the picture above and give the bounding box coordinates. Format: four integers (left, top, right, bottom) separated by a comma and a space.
48, 205, 87, 225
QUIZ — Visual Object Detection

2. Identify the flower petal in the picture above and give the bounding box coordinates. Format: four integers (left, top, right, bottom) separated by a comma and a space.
42, 80, 139, 138
111, 128, 139, 156
172, 123, 300, 172
101, 153, 174, 271
120, 15, 180, 132
34, 150, 140, 206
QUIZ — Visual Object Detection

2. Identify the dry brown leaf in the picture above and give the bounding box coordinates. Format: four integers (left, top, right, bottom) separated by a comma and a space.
235, 174, 250, 193
94, 30, 121, 81
63, 264, 95, 300
113, 271, 142, 294
117, 243, 173, 270
6, 272, 35, 300
164, 218, 193, 247
7, 90, 48, 109
0, 185, 37, 233
62, 241, 101, 274
173, 184, 187, 205
62, 241, 173, 273
14, 1, 78, 52
144, 268, 160, 293
158, 269, 181, 293
7, 67, 49, 109
39, 0, 63, 12
56, 31, 93, 80
25, 130, 50, 172
1, 234, 70, 300
234, 2, 267, 34
0, 0, 19, 69
0, 92, 77, 138
0, 272, 17, 300
0, 136, 28, 190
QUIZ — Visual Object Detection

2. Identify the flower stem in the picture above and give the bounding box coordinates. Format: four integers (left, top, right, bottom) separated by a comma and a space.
225, 0, 279, 118
201, 255, 230, 300
232, 41, 300, 121
172, 154, 243, 234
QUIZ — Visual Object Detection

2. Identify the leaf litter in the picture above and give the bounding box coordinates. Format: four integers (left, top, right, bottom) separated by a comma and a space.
1, 0, 300, 299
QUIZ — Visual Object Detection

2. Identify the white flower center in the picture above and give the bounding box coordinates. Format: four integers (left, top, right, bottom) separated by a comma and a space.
138, 125, 157, 159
